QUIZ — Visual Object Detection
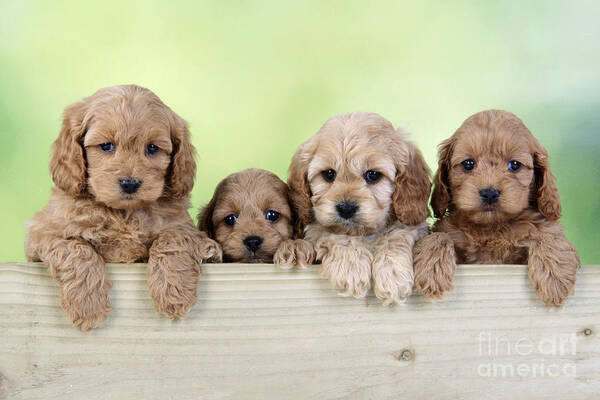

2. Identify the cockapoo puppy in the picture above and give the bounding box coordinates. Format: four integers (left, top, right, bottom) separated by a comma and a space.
197, 168, 294, 263
413, 109, 580, 306
25, 85, 222, 331
275, 112, 431, 304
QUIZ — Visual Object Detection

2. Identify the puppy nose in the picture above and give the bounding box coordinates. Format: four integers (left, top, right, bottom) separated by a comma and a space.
336, 201, 359, 219
119, 178, 141, 194
479, 187, 501, 204
243, 236, 263, 252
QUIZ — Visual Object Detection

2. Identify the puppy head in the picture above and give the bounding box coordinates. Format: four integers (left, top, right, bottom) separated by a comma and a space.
288, 112, 430, 236
50, 84, 195, 209
198, 169, 293, 263
432, 109, 560, 224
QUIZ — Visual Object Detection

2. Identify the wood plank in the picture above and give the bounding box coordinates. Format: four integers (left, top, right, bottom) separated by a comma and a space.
0, 262, 598, 400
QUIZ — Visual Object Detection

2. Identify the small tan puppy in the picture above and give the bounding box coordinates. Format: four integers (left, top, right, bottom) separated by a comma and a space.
26, 85, 222, 331
414, 110, 580, 306
275, 112, 431, 304
198, 169, 294, 263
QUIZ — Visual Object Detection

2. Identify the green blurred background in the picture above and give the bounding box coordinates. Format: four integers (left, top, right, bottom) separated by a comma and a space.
1, 1, 598, 263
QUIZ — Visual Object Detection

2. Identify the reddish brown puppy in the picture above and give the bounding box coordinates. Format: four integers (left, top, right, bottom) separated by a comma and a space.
198, 169, 294, 263
413, 109, 580, 306
26, 85, 221, 331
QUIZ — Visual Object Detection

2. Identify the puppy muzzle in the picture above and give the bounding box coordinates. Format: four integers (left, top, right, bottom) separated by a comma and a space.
119, 177, 141, 195
335, 201, 359, 220
479, 187, 500, 205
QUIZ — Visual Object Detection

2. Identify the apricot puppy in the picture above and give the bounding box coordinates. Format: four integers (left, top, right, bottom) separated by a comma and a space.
26, 85, 222, 331
413, 109, 580, 306
198, 169, 294, 263
275, 112, 431, 304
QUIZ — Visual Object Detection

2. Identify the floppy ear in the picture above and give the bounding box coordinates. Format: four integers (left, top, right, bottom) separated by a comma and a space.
197, 179, 227, 238
392, 141, 431, 225
431, 138, 454, 218
287, 140, 315, 237
50, 100, 89, 197
167, 112, 196, 199
285, 184, 302, 238
533, 140, 561, 220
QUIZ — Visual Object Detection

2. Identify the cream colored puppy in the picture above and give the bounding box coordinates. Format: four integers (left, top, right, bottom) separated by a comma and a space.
275, 112, 431, 304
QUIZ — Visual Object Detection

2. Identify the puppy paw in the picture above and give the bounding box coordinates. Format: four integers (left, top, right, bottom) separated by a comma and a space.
274, 239, 315, 269
48, 243, 112, 331
319, 240, 372, 298
198, 237, 223, 263
60, 278, 112, 332
532, 273, 574, 307
413, 233, 457, 301
151, 289, 197, 319
147, 256, 200, 319
528, 236, 579, 307
148, 233, 203, 319
372, 256, 413, 306
528, 254, 578, 307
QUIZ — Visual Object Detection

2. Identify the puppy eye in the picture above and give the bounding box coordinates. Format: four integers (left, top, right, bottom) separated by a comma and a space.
461, 159, 475, 172
265, 210, 280, 222
146, 143, 159, 155
321, 169, 336, 182
508, 160, 522, 172
224, 214, 237, 226
99, 142, 115, 153
364, 170, 382, 184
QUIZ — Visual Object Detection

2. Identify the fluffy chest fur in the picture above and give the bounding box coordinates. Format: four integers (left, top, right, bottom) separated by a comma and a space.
450, 228, 529, 264
27, 189, 194, 263
305, 221, 428, 254
436, 210, 558, 264
77, 207, 160, 262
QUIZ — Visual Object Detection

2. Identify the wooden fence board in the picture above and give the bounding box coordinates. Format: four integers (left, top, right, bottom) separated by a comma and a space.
0, 262, 598, 399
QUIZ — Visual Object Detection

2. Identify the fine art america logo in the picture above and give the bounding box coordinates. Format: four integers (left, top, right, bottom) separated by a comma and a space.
477, 332, 577, 378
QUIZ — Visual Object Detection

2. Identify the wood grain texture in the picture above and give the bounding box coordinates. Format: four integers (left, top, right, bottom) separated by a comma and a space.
0, 262, 598, 400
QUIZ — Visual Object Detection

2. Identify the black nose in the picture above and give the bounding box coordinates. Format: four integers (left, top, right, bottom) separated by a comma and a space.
119, 178, 141, 194
479, 187, 501, 204
243, 236, 263, 252
336, 201, 359, 219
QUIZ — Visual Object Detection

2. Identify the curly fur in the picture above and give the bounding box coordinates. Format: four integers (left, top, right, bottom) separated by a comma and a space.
275, 112, 431, 304
197, 168, 295, 263
275, 239, 316, 270
25, 85, 222, 331
414, 109, 580, 306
